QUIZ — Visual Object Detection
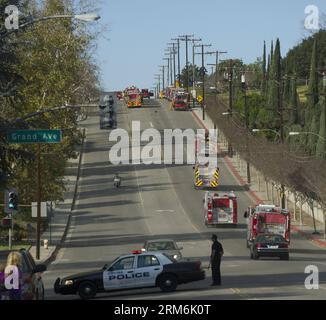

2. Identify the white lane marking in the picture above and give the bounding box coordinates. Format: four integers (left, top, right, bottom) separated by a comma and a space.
149, 122, 154, 128
156, 210, 175, 213
126, 111, 153, 236
134, 165, 144, 205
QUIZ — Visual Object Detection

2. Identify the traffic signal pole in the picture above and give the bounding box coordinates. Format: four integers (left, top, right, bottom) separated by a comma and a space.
36, 143, 41, 260
8, 211, 12, 249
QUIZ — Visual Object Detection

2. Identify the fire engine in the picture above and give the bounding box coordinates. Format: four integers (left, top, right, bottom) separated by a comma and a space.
124, 86, 142, 108
246, 204, 291, 247
172, 91, 190, 111
194, 163, 219, 189
203, 192, 238, 226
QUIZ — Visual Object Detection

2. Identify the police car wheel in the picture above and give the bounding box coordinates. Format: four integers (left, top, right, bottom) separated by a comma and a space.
158, 274, 178, 292
78, 281, 97, 300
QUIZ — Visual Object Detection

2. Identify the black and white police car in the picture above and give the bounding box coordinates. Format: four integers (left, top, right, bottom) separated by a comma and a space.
54, 250, 205, 299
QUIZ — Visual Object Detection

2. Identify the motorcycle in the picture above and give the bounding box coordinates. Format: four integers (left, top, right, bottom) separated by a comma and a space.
114, 176, 121, 188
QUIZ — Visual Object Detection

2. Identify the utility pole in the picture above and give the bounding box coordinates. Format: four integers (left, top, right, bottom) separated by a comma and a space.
206, 50, 227, 92
165, 48, 174, 86
168, 43, 177, 86
322, 72, 326, 159
195, 44, 212, 120
154, 74, 161, 95
159, 66, 165, 92
191, 38, 202, 108
171, 38, 181, 86
228, 59, 234, 157
179, 34, 194, 91
241, 74, 251, 184
169, 50, 173, 86
163, 57, 170, 87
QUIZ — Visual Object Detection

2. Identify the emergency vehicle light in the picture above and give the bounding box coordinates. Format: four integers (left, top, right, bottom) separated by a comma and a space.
132, 250, 142, 254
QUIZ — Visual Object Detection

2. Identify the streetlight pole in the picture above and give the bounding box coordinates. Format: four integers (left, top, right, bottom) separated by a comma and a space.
0, 13, 100, 39
242, 74, 251, 184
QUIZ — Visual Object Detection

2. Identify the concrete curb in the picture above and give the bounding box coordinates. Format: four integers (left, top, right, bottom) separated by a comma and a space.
191, 109, 326, 249
34, 128, 86, 266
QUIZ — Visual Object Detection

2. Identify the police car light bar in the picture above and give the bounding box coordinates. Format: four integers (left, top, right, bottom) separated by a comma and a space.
132, 250, 142, 254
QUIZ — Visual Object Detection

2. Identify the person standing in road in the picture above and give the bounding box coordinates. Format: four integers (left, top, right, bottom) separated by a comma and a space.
210, 234, 224, 286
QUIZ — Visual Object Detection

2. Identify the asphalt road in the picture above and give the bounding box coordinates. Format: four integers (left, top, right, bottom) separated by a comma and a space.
42, 96, 326, 300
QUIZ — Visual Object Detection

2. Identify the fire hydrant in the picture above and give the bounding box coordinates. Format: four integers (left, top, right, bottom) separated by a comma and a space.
43, 239, 49, 250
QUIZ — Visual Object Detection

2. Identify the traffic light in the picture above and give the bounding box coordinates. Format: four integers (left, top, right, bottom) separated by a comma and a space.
8, 191, 18, 211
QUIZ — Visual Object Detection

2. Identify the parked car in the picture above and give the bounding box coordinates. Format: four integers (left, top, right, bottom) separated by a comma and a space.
142, 239, 183, 260
0, 249, 46, 300
249, 234, 290, 260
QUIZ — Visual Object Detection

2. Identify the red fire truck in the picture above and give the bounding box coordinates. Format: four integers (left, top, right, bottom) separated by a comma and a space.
172, 91, 190, 111
246, 204, 291, 247
203, 192, 238, 227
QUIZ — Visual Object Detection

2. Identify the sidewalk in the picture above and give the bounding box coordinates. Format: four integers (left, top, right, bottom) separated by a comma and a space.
29, 131, 85, 264
191, 106, 326, 248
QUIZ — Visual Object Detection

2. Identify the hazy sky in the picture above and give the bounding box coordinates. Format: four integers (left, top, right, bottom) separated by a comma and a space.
95, 0, 325, 91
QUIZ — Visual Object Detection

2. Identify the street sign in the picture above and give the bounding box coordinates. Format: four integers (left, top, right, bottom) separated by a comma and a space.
197, 95, 203, 103
32, 202, 47, 218
7, 130, 62, 144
